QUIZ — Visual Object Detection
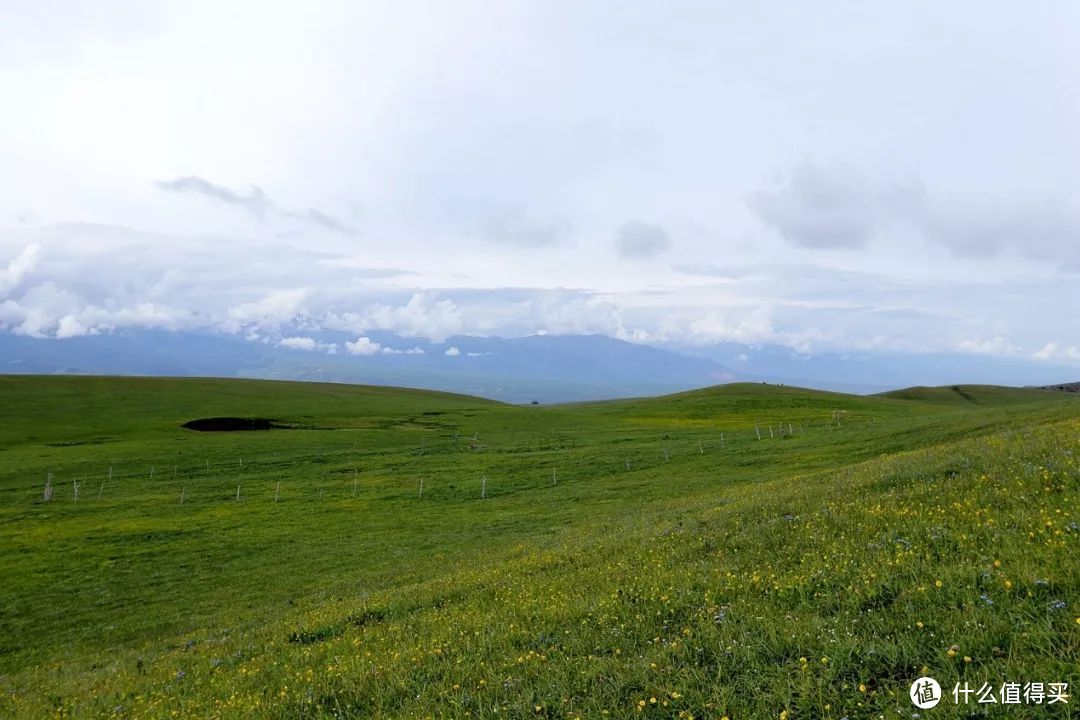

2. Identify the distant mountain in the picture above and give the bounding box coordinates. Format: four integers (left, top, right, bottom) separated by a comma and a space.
0, 330, 737, 403
668, 341, 1079, 394
1, 329, 1074, 403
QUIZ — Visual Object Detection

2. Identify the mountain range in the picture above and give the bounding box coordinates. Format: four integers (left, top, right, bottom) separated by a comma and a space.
0, 329, 1074, 403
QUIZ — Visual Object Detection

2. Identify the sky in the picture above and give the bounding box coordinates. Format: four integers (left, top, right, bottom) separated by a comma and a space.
1, 1, 1078, 367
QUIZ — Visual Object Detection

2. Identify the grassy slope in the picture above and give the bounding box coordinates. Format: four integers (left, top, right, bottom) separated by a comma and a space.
878, 384, 1066, 407
0, 376, 1077, 718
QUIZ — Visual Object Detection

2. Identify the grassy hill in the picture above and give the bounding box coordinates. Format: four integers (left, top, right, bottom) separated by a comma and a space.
878, 384, 1068, 407
0, 376, 1077, 718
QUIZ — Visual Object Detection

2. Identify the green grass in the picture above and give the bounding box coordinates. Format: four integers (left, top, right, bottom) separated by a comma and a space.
0, 375, 1077, 718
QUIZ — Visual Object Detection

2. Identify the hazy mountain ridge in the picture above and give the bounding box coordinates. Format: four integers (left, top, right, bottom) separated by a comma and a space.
0, 329, 1074, 403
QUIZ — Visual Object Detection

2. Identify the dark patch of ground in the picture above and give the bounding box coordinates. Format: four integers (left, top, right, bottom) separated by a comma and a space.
181, 417, 282, 432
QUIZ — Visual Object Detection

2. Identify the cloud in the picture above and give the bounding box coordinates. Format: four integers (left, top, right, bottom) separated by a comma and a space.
1, 244, 41, 295
55, 315, 96, 339
381, 346, 425, 355
615, 221, 671, 258
279, 336, 338, 353
748, 163, 924, 249
157, 177, 360, 235
444, 346, 461, 356
750, 163, 1080, 263
355, 293, 464, 342
156, 176, 272, 219
475, 212, 572, 247
670, 263, 760, 280
299, 208, 359, 236
687, 307, 775, 345
955, 336, 1021, 356
1, 222, 1075, 366
1033, 342, 1080, 362
345, 336, 381, 355
922, 196, 1080, 261
227, 289, 309, 331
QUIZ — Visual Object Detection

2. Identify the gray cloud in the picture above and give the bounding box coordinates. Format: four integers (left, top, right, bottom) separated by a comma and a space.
748, 163, 924, 249
301, 208, 359, 236
750, 163, 1080, 264
615, 221, 671, 258
476, 212, 572, 248
157, 177, 359, 235
922, 197, 1080, 261
156, 176, 272, 219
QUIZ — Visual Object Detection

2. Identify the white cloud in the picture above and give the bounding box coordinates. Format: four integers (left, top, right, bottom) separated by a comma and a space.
1, 244, 40, 294
687, 307, 775, 345
381, 346, 425, 355
444, 346, 460, 357
356, 293, 464, 342
55, 314, 95, 338
1033, 342, 1080, 362
956, 336, 1021, 356
227, 289, 309, 331
279, 336, 337, 353
345, 336, 381, 355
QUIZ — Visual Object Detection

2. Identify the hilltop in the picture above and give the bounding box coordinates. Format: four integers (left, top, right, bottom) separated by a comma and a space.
0, 376, 1076, 718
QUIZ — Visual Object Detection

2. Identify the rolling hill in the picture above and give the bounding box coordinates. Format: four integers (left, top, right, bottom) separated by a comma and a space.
0, 376, 1077, 718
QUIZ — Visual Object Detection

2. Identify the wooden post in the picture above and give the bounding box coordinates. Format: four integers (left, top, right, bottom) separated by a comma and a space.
552, 469, 557, 486
150, 466, 154, 479
769, 426, 774, 439
625, 458, 631, 470
72, 479, 79, 503
44, 473, 53, 502
664, 446, 670, 462
352, 469, 358, 498
275, 481, 280, 502
755, 423, 761, 440
418, 478, 424, 498
236, 484, 241, 501
720, 432, 725, 449
481, 475, 487, 499
698, 440, 704, 454
180, 487, 185, 504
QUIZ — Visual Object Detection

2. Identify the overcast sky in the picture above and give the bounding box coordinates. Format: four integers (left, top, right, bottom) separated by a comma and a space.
1, 1, 1078, 364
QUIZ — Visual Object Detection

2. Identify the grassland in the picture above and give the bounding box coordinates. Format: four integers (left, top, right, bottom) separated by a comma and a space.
0, 375, 1077, 718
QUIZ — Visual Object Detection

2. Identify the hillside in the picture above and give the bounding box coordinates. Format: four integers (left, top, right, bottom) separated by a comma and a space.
1042, 381, 1080, 393
878, 383, 1069, 406
0, 376, 1077, 718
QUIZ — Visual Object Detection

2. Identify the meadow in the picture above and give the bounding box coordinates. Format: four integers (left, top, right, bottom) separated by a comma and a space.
0, 375, 1077, 718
